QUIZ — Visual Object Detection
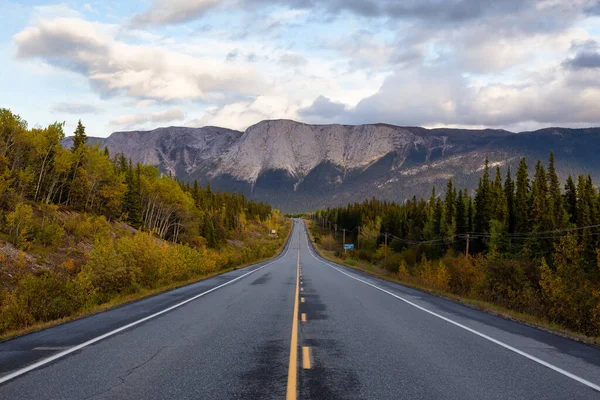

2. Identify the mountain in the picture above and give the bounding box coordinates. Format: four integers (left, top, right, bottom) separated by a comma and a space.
62, 120, 600, 212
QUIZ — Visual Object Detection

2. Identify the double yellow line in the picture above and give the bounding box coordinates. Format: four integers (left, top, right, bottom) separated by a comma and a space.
286, 248, 301, 400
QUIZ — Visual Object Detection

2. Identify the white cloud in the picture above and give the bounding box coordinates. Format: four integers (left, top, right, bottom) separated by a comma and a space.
110, 108, 185, 127
131, 0, 222, 26
14, 17, 266, 102
51, 102, 103, 114
187, 96, 299, 130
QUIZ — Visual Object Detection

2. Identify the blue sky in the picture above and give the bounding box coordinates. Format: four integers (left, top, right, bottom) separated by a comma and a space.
1, 0, 600, 137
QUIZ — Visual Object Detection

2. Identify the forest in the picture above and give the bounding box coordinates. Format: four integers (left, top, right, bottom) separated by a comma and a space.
0, 109, 290, 336
311, 153, 600, 337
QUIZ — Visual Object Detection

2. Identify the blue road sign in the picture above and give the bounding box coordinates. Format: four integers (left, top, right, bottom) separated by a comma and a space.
344, 244, 354, 250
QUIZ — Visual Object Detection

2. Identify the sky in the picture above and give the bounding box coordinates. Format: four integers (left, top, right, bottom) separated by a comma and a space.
1, 0, 600, 137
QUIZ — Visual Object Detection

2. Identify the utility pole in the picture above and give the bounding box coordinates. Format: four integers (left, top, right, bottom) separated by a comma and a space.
357, 226, 361, 250
342, 228, 347, 252
465, 233, 470, 258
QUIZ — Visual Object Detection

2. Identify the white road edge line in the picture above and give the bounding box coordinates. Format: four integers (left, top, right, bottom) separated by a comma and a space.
0, 227, 295, 385
302, 224, 600, 392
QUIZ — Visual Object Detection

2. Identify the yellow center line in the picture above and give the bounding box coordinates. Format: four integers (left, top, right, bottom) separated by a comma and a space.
301, 313, 307, 322
302, 347, 312, 370
286, 247, 300, 400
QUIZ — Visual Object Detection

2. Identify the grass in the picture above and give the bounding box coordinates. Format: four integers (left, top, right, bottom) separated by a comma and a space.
304, 219, 600, 348
0, 219, 293, 343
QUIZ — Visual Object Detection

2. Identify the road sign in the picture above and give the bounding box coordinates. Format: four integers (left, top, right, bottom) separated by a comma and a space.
344, 244, 354, 250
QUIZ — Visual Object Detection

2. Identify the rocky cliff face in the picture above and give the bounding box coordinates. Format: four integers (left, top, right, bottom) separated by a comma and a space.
62, 121, 600, 212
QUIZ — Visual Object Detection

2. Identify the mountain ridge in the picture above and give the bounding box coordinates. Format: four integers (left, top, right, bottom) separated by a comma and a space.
62, 120, 600, 212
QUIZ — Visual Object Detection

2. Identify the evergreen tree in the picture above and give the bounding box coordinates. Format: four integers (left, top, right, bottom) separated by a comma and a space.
71, 120, 87, 151
547, 152, 565, 229
576, 175, 596, 271
515, 157, 530, 233
530, 160, 551, 232
122, 161, 142, 228
455, 189, 467, 235
564, 175, 577, 224
492, 166, 507, 223
467, 195, 474, 233
504, 166, 516, 233
444, 178, 456, 228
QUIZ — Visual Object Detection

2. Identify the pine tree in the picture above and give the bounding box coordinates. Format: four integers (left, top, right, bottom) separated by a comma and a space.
576, 175, 596, 271
547, 152, 565, 229
530, 160, 551, 232
122, 161, 142, 228
467, 195, 474, 233
444, 178, 456, 227
433, 197, 443, 237
454, 189, 467, 252
564, 175, 577, 224
71, 120, 87, 151
504, 166, 516, 233
515, 157, 530, 233
455, 189, 467, 235
493, 166, 507, 223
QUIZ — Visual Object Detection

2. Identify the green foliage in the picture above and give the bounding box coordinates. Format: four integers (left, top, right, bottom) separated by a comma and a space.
6, 202, 34, 248
313, 151, 600, 336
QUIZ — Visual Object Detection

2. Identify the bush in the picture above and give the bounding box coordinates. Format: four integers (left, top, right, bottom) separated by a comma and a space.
476, 255, 540, 313
321, 235, 337, 251
6, 203, 34, 249
34, 221, 64, 247
82, 237, 131, 298
0, 271, 94, 333
539, 235, 600, 335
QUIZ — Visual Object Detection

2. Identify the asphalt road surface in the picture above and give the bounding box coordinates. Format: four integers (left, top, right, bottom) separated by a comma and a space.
1, 219, 600, 399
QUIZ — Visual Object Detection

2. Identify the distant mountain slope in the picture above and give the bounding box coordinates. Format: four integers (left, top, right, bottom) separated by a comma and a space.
62, 121, 600, 212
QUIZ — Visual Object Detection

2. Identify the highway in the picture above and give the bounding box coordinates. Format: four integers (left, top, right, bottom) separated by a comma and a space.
1, 219, 600, 399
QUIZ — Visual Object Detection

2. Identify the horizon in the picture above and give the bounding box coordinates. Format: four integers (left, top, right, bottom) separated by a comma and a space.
57, 118, 600, 139
2, 1, 600, 138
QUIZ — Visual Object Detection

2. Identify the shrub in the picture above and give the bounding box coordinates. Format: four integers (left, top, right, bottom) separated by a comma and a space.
6, 203, 34, 249
34, 221, 64, 247
321, 235, 337, 251
81, 237, 131, 298
539, 235, 600, 335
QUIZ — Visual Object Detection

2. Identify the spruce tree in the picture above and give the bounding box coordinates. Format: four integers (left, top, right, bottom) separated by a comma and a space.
515, 157, 530, 233
504, 166, 516, 233
530, 160, 551, 232
547, 152, 565, 229
493, 166, 507, 223
473, 158, 492, 252
564, 175, 577, 224
444, 178, 456, 227
71, 120, 87, 151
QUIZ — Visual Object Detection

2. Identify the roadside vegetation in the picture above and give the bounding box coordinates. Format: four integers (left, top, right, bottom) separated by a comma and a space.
0, 109, 290, 338
309, 154, 600, 340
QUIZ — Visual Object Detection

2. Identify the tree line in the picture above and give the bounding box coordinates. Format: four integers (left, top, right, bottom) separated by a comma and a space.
0, 108, 289, 336
0, 108, 273, 248
312, 153, 600, 335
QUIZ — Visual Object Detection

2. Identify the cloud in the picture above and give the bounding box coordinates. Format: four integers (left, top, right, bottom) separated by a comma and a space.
188, 95, 299, 130
278, 53, 308, 67
347, 59, 600, 128
110, 108, 185, 127
565, 51, 600, 69
51, 102, 103, 114
14, 17, 266, 102
131, 0, 222, 26
298, 96, 347, 119
130, 0, 586, 31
